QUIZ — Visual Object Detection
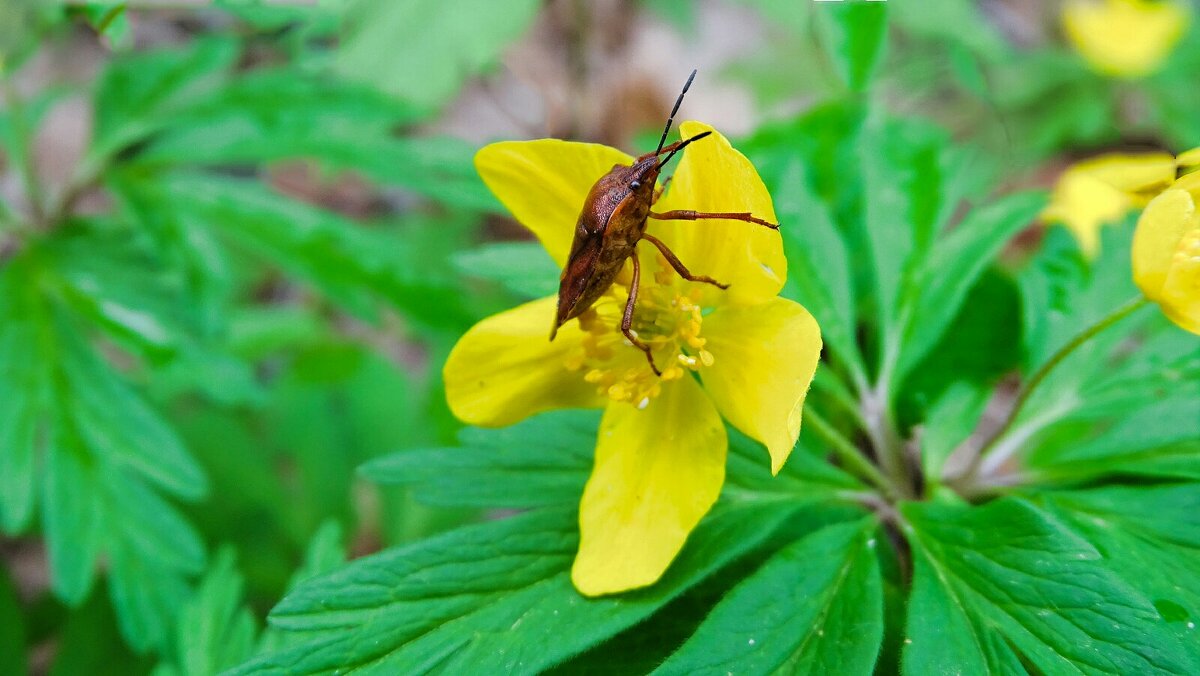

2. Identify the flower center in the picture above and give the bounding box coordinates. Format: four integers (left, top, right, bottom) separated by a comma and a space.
564, 257, 715, 408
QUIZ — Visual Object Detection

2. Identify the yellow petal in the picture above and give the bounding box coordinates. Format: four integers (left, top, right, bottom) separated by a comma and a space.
650, 121, 785, 305
443, 296, 604, 427
1062, 0, 1190, 78
1161, 245, 1200, 335
1173, 169, 1200, 201
572, 377, 725, 596
699, 297, 822, 475
1176, 147, 1200, 177
475, 140, 634, 265
1085, 152, 1177, 196
1042, 153, 1176, 257
1133, 189, 1200, 334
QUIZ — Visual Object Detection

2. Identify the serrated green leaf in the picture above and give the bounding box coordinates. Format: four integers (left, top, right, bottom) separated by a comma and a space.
93, 38, 238, 158
257, 521, 347, 654
1018, 223, 1141, 376
0, 320, 40, 532
64, 331, 206, 500
362, 410, 598, 509
979, 221, 1186, 477
812, 0, 889, 92
285, 520, 347, 592
336, 0, 541, 111
0, 254, 208, 654
894, 191, 1044, 383
902, 498, 1196, 674
656, 518, 883, 675
126, 173, 477, 328
153, 548, 257, 676
119, 71, 495, 209
1028, 396, 1200, 482
859, 117, 950, 372
770, 156, 861, 374
108, 538, 195, 656
234, 497, 848, 674
1034, 485, 1200, 642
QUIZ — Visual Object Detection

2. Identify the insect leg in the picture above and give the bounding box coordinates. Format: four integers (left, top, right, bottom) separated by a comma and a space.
651, 176, 673, 205
649, 209, 778, 230
622, 254, 662, 376
641, 233, 728, 289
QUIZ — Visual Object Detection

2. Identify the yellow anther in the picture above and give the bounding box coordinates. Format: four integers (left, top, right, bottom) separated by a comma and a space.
561, 258, 717, 407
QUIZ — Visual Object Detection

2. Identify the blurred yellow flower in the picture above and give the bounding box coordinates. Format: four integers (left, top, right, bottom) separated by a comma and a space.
444, 122, 822, 596
1133, 176, 1200, 335
1062, 0, 1190, 78
1042, 152, 1176, 256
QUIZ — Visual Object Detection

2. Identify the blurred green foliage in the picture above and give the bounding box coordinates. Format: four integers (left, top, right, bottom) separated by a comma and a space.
0, 0, 1198, 674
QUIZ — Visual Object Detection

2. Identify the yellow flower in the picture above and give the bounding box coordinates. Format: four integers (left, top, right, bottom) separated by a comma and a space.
444, 122, 822, 596
1062, 0, 1190, 78
1042, 152, 1177, 257
1133, 173, 1200, 335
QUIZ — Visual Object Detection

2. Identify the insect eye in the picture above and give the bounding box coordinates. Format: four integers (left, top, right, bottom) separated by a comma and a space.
630, 180, 642, 190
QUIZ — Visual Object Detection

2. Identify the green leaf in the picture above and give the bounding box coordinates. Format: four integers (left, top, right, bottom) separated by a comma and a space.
131, 69, 419, 165
361, 410, 598, 509
124, 173, 478, 329
0, 256, 207, 654
897, 268, 1021, 432
1007, 222, 1198, 478
234, 498, 849, 674
1027, 396, 1200, 482
858, 117, 951, 373
258, 521, 348, 654
812, 1, 889, 92
1018, 223, 1140, 376
919, 380, 990, 483
451, 242, 559, 300
894, 190, 1044, 383
655, 519, 883, 675
72, 2, 133, 51
770, 156, 861, 374
284, 520, 347, 592
0, 565, 27, 676
93, 39, 238, 157
0, 318, 41, 532
336, 0, 541, 111
890, 0, 1008, 59
154, 548, 257, 676
50, 588, 151, 675
42, 418, 105, 604
902, 498, 1196, 674
120, 71, 496, 210
1034, 485, 1200, 642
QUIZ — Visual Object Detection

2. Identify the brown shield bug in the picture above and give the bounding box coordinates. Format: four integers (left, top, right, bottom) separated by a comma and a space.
549, 70, 778, 375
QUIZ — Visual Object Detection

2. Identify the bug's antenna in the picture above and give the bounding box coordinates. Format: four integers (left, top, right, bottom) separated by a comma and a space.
656, 130, 711, 170
655, 69, 698, 156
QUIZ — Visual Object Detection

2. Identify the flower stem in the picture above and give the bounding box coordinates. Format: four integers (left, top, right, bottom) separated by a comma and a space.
806, 408, 893, 499
861, 382, 915, 499
959, 295, 1149, 486
812, 367, 868, 430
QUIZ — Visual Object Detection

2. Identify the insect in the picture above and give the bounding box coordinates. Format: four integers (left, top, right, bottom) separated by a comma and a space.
549, 70, 778, 375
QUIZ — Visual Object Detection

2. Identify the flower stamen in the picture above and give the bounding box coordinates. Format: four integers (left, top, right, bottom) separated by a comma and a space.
564, 257, 716, 405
